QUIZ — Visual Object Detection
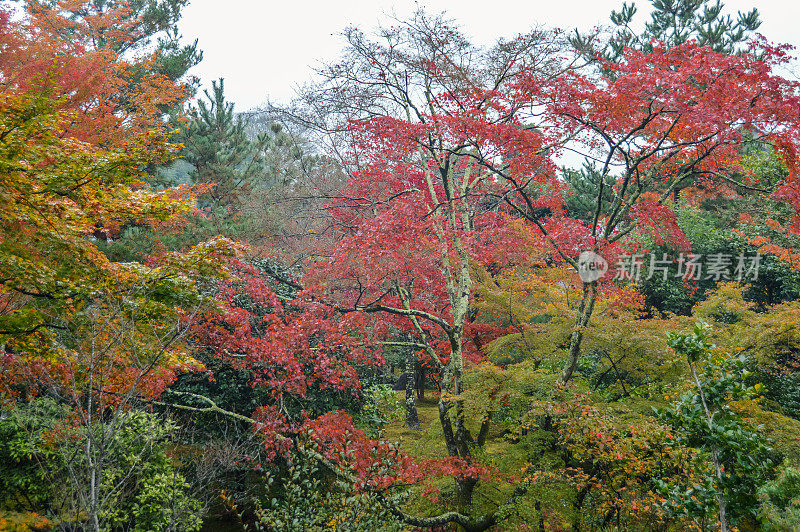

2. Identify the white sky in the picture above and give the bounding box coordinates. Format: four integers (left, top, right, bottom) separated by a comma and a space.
178, 0, 800, 111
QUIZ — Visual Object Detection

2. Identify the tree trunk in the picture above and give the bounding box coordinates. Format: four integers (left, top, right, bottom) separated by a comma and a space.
438, 329, 481, 511
438, 399, 460, 458
405, 345, 421, 430
417, 362, 425, 400
86, 334, 101, 532
561, 281, 598, 383
690, 363, 730, 532
535, 500, 545, 532
713, 447, 729, 532
456, 476, 478, 508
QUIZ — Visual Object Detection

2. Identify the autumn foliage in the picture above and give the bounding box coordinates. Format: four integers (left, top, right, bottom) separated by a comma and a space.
4, 2, 800, 531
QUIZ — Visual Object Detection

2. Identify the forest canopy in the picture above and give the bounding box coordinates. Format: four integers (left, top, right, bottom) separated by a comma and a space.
1, 1, 800, 531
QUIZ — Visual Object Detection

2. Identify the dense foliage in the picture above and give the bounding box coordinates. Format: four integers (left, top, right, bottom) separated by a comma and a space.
2, 1, 800, 531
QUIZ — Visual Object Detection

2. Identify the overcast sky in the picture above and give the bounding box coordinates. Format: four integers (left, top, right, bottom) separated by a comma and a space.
177, 0, 800, 111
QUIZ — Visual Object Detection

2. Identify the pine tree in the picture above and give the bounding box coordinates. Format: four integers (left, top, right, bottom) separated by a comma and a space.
563, 163, 615, 223
21, 0, 202, 85
572, 0, 761, 65
179, 79, 270, 210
